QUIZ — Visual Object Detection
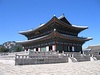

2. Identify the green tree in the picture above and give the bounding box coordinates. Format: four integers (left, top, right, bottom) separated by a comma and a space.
15, 44, 23, 52
0, 46, 9, 52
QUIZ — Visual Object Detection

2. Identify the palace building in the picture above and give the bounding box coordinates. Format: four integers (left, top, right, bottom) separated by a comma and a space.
17, 14, 92, 53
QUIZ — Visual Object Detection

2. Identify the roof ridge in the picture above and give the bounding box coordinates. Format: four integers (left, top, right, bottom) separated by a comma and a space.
58, 14, 65, 19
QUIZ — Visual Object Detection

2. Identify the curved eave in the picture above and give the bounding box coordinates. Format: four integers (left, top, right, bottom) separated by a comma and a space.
19, 25, 44, 35
57, 32, 92, 41
19, 16, 56, 35
55, 17, 88, 33
16, 34, 48, 44
72, 25, 88, 29
57, 14, 88, 30
85, 37, 93, 41
17, 31, 92, 46
58, 15, 88, 29
19, 29, 34, 35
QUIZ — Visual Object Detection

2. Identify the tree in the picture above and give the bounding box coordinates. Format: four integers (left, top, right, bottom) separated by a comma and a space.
14, 44, 23, 52
15, 46, 22, 52
0, 46, 9, 52
2, 41, 24, 52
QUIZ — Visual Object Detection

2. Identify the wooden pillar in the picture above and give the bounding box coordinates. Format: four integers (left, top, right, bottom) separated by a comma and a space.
46, 46, 49, 51
38, 48, 40, 52
80, 46, 83, 54
46, 42, 49, 51
40, 44, 41, 51
62, 42, 64, 52
34, 48, 36, 51
74, 46, 76, 52
52, 45, 55, 51
72, 46, 75, 52
64, 44, 67, 52
68, 46, 69, 52
54, 41, 57, 51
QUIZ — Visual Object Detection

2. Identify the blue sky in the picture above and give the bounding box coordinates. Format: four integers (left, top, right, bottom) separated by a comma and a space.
0, 0, 100, 48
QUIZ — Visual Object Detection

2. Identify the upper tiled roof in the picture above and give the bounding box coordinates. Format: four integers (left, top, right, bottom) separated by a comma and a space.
19, 14, 88, 35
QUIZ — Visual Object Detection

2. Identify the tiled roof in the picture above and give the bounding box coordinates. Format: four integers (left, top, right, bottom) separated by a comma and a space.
17, 31, 92, 44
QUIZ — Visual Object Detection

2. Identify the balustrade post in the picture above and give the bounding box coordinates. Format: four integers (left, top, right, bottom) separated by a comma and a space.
72, 54, 74, 58
92, 54, 93, 57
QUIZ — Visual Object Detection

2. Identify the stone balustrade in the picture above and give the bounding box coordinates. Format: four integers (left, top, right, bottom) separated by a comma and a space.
15, 52, 100, 65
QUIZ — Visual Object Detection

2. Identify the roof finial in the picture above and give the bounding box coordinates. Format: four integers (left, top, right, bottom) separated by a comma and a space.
58, 13, 65, 19
62, 13, 65, 17
54, 14, 56, 16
